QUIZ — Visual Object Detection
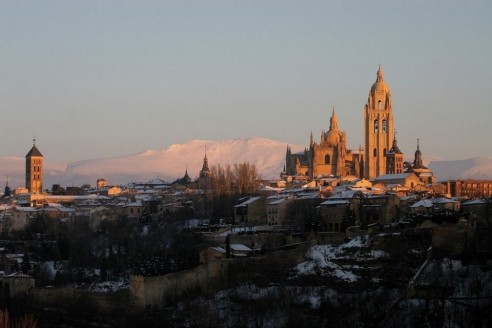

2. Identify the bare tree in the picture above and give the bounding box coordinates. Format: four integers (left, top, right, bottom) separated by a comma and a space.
233, 162, 260, 197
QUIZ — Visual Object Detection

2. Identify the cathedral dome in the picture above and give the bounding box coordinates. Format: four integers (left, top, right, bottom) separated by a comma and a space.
326, 129, 343, 145
325, 109, 345, 145
370, 65, 390, 94
371, 80, 390, 94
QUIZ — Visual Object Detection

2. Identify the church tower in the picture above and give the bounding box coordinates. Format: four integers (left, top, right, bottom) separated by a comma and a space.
385, 134, 404, 174
199, 148, 212, 179
198, 147, 213, 190
26, 139, 44, 194
364, 65, 394, 179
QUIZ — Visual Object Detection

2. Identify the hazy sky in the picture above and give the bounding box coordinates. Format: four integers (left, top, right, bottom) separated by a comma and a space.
1, 0, 491, 163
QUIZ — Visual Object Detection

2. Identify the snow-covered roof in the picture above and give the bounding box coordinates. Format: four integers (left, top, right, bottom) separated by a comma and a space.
234, 196, 262, 207
259, 185, 284, 192
4, 272, 33, 279
12, 207, 38, 213
462, 199, 487, 205
230, 244, 252, 252
210, 247, 226, 254
329, 190, 359, 199
375, 173, 413, 180
320, 200, 350, 206
410, 200, 434, 208
297, 192, 319, 199
122, 201, 144, 207
268, 198, 286, 205
432, 197, 458, 204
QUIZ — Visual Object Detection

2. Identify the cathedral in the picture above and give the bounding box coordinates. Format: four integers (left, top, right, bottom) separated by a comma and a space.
285, 65, 402, 181
284, 109, 363, 180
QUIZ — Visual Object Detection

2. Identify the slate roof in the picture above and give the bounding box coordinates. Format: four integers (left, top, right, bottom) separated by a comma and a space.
26, 145, 43, 157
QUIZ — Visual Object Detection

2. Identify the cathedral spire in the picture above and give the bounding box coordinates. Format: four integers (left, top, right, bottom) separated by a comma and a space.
201, 146, 210, 172
199, 145, 212, 179
389, 132, 402, 154
377, 64, 384, 82
329, 107, 339, 131
413, 138, 425, 168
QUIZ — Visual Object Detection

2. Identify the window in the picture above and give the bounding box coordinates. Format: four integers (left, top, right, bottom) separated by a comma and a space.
325, 154, 331, 164
378, 100, 382, 110
374, 120, 379, 133
382, 120, 387, 133
373, 148, 377, 157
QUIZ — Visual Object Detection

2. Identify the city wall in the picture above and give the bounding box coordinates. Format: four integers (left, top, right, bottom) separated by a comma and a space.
130, 260, 229, 311
129, 247, 307, 311
30, 287, 128, 312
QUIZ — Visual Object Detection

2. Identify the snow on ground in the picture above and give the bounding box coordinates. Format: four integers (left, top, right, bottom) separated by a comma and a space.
87, 279, 128, 292
294, 235, 389, 283
40, 261, 58, 280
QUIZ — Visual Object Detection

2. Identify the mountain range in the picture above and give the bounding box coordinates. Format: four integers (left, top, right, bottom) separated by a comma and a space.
0, 137, 491, 189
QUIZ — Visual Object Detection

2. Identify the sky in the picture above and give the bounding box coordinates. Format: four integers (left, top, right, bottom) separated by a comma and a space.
1, 0, 491, 164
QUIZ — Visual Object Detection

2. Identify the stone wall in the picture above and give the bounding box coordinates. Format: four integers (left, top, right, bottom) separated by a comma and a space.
30, 287, 128, 312
130, 260, 229, 311
432, 224, 472, 258
129, 247, 307, 311
30, 286, 75, 306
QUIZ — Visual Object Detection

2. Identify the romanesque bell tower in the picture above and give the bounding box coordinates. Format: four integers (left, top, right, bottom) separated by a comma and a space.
364, 65, 394, 179
26, 139, 44, 194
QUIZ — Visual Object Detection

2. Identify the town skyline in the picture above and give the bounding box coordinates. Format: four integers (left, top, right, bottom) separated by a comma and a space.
1, 1, 491, 165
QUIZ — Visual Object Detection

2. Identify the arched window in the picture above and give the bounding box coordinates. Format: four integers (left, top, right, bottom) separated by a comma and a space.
374, 120, 379, 133
325, 154, 331, 164
378, 100, 382, 110
382, 120, 387, 133
383, 148, 387, 155
373, 148, 377, 157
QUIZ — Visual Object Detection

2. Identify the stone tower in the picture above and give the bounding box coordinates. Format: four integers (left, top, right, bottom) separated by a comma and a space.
25, 139, 44, 194
364, 65, 394, 179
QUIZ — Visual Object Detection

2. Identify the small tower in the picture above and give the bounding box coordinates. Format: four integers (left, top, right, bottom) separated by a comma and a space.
385, 133, 404, 174
413, 139, 424, 168
199, 147, 213, 190
25, 139, 44, 194
364, 65, 394, 179
3, 177, 12, 198
409, 139, 436, 185
199, 147, 212, 179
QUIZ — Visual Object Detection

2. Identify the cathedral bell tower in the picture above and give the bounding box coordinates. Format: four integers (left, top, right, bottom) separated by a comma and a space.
364, 65, 394, 179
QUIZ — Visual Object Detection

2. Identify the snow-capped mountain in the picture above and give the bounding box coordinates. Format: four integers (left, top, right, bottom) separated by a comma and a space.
429, 157, 492, 180
1, 138, 304, 188
1, 138, 492, 189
